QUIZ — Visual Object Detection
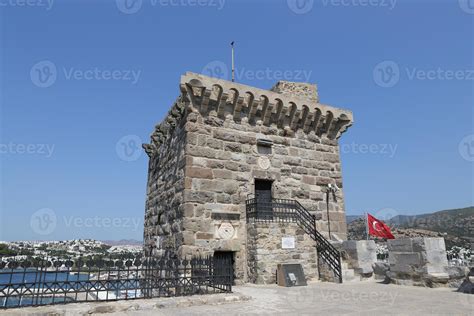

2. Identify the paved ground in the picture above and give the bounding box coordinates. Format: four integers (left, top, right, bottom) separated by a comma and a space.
3, 281, 473, 315
119, 281, 474, 316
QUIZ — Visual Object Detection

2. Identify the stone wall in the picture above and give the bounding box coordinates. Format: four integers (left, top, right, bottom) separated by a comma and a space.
180, 112, 347, 281
387, 237, 451, 287
247, 222, 317, 284
143, 102, 187, 258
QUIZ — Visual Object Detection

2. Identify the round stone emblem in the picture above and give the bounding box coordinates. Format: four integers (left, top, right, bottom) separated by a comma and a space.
258, 156, 271, 170
217, 223, 235, 240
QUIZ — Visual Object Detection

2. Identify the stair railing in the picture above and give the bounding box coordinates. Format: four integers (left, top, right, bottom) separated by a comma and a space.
246, 198, 343, 283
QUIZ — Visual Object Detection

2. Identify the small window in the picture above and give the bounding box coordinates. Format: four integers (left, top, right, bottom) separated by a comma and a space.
257, 138, 273, 155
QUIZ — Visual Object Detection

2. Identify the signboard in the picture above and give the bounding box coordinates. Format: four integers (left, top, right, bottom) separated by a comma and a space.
277, 264, 307, 287
281, 237, 295, 249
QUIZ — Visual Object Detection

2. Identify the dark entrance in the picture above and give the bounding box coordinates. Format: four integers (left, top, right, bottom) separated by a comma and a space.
254, 179, 273, 220
213, 251, 235, 284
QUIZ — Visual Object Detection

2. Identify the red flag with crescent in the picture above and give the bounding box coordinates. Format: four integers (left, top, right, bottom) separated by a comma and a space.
367, 213, 395, 239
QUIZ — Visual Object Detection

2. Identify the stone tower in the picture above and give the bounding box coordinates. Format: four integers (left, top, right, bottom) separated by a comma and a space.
142, 72, 353, 283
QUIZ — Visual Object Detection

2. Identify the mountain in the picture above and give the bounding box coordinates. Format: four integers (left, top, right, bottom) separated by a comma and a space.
346, 215, 363, 224
388, 207, 474, 238
101, 239, 143, 246
346, 206, 474, 248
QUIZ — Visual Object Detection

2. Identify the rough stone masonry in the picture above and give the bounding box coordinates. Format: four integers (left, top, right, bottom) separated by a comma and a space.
142, 72, 353, 283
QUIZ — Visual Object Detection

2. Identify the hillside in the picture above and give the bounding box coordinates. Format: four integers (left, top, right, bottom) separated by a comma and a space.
347, 206, 474, 248
389, 206, 473, 238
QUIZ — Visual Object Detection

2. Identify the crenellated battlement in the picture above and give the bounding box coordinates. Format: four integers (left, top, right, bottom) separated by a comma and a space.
143, 72, 353, 157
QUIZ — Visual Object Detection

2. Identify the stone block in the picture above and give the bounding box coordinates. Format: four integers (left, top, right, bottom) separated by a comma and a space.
373, 261, 390, 279
183, 190, 215, 203
196, 232, 214, 240
213, 169, 233, 179
387, 238, 414, 252
185, 167, 213, 179
342, 240, 377, 275
389, 253, 422, 273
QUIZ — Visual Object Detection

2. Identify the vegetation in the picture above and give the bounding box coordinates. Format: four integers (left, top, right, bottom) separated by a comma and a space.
0, 244, 17, 257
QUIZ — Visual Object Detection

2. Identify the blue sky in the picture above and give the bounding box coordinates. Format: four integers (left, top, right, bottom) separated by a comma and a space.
0, 0, 472, 241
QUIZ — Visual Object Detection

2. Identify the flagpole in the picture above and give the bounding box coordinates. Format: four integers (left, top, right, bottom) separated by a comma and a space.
231, 41, 235, 82
365, 212, 369, 241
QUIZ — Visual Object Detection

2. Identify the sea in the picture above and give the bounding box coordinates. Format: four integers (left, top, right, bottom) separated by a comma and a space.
0, 269, 142, 308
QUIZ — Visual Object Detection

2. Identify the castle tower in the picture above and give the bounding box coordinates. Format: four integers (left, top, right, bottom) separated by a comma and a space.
142, 72, 353, 283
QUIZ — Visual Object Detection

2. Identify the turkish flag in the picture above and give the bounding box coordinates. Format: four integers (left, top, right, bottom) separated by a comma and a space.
367, 213, 395, 239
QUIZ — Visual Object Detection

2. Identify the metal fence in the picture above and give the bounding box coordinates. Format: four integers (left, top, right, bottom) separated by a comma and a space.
246, 198, 303, 223
0, 255, 233, 309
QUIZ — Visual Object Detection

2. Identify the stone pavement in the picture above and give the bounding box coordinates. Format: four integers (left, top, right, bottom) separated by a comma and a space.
2, 281, 473, 315
119, 281, 473, 316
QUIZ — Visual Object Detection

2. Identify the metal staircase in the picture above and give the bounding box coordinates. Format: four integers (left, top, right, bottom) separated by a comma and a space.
246, 197, 343, 283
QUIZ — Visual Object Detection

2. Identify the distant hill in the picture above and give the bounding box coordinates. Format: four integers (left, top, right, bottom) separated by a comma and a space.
346, 215, 363, 224
388, 206, 474, 238
101, 239, 143, 246
347, 206, 474, 248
